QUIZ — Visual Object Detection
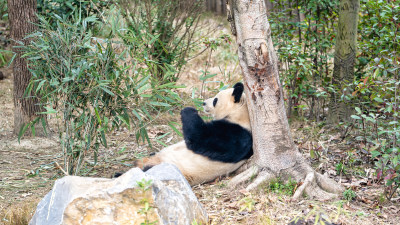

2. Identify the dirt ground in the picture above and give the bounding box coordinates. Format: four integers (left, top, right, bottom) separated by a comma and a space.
1, 18, 400, 225
0, 68, 59, 215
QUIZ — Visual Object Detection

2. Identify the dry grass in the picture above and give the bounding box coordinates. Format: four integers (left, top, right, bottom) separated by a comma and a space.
0, 199, 39, 225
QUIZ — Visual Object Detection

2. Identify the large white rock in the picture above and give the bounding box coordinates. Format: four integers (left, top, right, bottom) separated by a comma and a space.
29, 163, 208, 225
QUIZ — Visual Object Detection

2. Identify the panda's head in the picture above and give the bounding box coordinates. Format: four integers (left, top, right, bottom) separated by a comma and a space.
203, 82, 251, 130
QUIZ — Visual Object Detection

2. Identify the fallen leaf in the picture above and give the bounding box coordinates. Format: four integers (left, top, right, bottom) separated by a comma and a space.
115, 154, 128, 161
165, 136, 173, 143
147, 129, 165, 139
239, 189, 250, 195
21, 192, 32, 198
358, 196, 371, 204
227, 201, 238, 209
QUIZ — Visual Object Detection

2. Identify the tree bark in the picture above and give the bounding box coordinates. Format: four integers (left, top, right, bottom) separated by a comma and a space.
227, 0, 343, 200
329, 0, 360, 123
8, 0, 45, 136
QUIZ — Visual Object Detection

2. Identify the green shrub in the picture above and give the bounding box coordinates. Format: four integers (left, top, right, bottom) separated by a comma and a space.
0, 50, 12, 68
267, 0, 400, 200
117, 0, 203, 83
350, 0, 400, 200
269, 0, 338, 119
343, 188, 356, 202
335, 162, 347, 176
267, 178, 298, 196
357, 0, 400, 78
37, 0, 111, 28
0, 0, 7, 21
20, 14, 182, 175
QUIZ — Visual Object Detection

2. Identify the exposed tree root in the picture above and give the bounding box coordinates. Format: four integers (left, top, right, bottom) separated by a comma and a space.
234, 156, 254, 174
246, 169, 275, 191
229, 165, 259, 187
230, 162, 344, 200
292, 172, 314, 200
304, 182, 337, 201
316, 172, 344, 194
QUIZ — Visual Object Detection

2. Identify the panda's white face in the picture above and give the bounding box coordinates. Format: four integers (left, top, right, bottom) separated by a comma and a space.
203, 83, 251, 131
203, 88, 237, 119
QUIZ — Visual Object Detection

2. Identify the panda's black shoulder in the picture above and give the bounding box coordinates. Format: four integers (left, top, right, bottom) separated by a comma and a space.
206, 119, 252, 148
185, 118, 253, 163
207, 118, 249, 135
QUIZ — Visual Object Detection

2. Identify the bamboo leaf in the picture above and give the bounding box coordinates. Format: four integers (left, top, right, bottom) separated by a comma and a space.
150, 102, 171, 107
100, 86, 115, 96
94, 107, 101, 124
100, 130, 107, 147
18, 123, 30, 143
168, 122, 182, 137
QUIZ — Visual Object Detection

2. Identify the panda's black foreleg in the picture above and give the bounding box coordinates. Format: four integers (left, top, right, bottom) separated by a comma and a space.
180, 107, 205, 142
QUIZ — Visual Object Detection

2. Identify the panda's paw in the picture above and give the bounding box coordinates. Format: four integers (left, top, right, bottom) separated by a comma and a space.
181, 107, 203, 130
180, 107, 198, 117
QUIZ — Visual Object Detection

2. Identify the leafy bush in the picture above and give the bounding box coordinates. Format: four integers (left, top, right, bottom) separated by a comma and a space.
117, 0, 203, 83
349, 0, 400, 200
267, 178, 298, 196
335, 162, 347, 176
21, 14, 182, 175
357, 0, 400, 78
269, 0, 338, 119
0, 0, 8, 55
267, 0, 400, 200
0, 0, 7, 21
0, 50, 12, 68
343, 188, 356, 202
37, 0, 111, 28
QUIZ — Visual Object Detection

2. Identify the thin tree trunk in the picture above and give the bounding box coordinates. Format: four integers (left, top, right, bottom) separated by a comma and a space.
265, 0, 273, 14
221, 0, 226, 15
8, 0, 45, 136
216, 0, 222, 14
329, 0, 360, 123
309, 6, 321, 120
212, 0, 216, 12
227, 0, 343, 200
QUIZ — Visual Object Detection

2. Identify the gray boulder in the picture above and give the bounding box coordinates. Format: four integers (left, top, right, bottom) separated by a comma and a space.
29, 163, 208, 225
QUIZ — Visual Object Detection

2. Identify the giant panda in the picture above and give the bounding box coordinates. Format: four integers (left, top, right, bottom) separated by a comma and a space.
134, 82, 252, 185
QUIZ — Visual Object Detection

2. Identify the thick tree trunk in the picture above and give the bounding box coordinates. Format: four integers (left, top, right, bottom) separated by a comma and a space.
227, 0, 343, 200
329, 0, 360, 123
8, 0, 45, 136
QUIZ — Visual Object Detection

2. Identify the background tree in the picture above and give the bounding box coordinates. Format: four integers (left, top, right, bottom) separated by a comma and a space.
329, 0, 360, 123
227, 0, 343, 199
8, 0, 45, 136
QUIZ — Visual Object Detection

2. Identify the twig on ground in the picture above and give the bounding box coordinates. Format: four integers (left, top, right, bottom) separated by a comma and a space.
55, 162, 68, 176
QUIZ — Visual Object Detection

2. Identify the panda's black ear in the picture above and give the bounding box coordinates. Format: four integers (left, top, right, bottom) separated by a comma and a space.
232, 82, 244, 103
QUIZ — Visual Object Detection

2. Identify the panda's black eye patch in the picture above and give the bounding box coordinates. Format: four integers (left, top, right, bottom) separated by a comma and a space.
213, 98, 218, 107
